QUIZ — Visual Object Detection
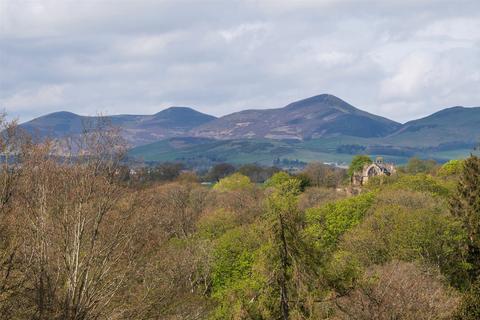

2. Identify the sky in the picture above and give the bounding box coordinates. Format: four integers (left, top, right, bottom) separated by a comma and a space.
1, 0, 479, 124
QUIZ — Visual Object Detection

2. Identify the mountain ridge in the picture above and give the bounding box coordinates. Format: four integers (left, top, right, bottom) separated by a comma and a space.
190, 94, 401, 140
18, 94, 480, 164
20, 106, 217, 146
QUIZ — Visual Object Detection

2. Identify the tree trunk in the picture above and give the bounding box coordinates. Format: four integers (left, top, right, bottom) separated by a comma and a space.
279, 213, 289, 320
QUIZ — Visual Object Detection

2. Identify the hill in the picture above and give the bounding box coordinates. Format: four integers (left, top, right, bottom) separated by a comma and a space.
129, 103, 480, 166
20, 107, 217, 146
128, 137, 356, 168
19, 95, 480, 165
128, 135, 478, 168
190, 94, 401, 140
385, 106, 480, 147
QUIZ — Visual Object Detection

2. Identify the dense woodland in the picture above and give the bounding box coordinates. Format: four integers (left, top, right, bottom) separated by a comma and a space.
1, 115, 480, 320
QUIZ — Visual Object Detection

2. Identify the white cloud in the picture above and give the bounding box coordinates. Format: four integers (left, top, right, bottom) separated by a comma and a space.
219, 23, 269, 42
315, 51, 356, 68
417, 18, 480, 42
1, 85, 65, 110
380, 52, 434, 100
116, 33, 181, 57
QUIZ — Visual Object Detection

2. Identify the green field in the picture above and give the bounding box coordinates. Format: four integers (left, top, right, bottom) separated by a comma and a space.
128, 136, 478, 166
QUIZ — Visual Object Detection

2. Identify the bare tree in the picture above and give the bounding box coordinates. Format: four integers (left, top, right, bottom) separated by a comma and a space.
149, 182, 208, 240
15, 121, 140, 319
334, 261, 460, 320
0, 114, 33, 318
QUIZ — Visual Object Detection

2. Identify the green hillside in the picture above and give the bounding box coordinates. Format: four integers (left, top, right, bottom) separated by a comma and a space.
129, 136, 477, 166
384, 106, 480, 147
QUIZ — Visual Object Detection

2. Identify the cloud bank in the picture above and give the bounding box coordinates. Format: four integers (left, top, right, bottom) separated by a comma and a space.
1, 0, 479, 123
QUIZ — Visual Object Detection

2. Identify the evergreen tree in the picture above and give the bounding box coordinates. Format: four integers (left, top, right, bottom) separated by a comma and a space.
263, 178, 316, 319
450, 155, 480, 280
451, 155, 480, 319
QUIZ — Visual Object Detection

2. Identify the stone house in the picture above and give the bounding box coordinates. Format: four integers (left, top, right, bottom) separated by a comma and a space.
352, 156, 396, 186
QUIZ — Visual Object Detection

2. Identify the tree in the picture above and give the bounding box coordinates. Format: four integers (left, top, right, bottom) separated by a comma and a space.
337, 189, 468, 289
210, 178, 264, 225
298, 187, 343, 211
404, 157, 438, 174
305, 192, 375, 257
208, 226, 263, 319
238, 164, 279, 183
263, 178, 312, 319
450, 155, 480, 280
213, 173, 253, 192
264, 171, 292, 189
302, 162, 346, 188
13, 121, 141, 319
391, 173, 450, 197
0, 115, 30, 317
150, 162, 184, 181
150, 182, 209, 239
207, 163, 235, 182
176, 171, 199, 183
335, 261, 460, 320
348, 155, 372, 178
439, 159, 464, 177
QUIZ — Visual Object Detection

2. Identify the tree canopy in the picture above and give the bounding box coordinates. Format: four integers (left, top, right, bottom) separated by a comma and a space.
348, 154, 372, 177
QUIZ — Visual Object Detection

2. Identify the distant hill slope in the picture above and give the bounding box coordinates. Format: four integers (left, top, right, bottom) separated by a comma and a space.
19, 95, 480, 165
128, 103, 480, 166
20, 107, 217, 146
190, 94, 401, 140
128, 135, 476, 167
385, 106, 480, 147
128, 136, 355, 166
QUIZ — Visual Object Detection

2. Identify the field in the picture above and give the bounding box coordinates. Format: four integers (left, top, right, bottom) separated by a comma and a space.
129, 136, 476, 166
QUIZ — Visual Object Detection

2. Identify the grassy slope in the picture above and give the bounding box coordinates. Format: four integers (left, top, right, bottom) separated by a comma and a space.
129, 136, 477, 166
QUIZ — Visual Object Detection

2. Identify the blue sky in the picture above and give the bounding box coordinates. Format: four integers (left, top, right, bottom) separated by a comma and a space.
1, 0, 479, 123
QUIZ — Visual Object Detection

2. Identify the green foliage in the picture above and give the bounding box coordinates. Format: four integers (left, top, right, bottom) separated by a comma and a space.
348, 155, 372, 178
209, 226, 265, 319
455, 278, 480, 320
439, 159, 464, 177
338, 191, 468, 288
213, 173, 253, 192
305, 192, 375, 255
403, 157, 438, 174
209, 276, 264, 320
390, 173, 450, 197
450, 155, 480, 280
322, 249, 363, 293
263, 171, 292, 188
8, 110, 479, 319
293, 173, 311, 191
210, 227, 260, 295
260, 178, 318, 318
264, 171, 310, 193
197, 209, 237, 239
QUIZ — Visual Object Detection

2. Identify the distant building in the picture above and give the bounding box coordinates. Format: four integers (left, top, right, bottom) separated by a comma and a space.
352, 156, 396, 186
